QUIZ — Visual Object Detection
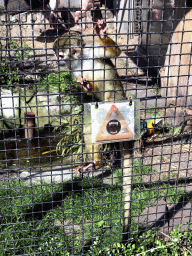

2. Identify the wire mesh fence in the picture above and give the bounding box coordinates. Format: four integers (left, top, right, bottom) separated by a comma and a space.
0, 0, 192, 255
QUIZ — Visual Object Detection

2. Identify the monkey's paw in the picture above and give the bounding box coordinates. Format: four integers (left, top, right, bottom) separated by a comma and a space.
77, 76, 92, 92
75, 161, 96, 176
95, 19, 107, 39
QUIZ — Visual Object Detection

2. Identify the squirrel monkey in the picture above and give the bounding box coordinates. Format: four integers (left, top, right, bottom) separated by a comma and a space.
53, 20, 125, 173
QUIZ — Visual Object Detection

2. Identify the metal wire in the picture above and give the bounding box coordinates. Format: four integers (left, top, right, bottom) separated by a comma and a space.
0, 0, 192, 255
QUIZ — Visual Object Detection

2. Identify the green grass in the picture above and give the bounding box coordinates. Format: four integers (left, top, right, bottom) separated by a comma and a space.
0, 178, 124, 255
0, 39, 32, 86
0, 168, 190, 255
38, 72, 80, 95
146, 108, 159, 115
133, 159, 152, 183
89, 222, 192, 255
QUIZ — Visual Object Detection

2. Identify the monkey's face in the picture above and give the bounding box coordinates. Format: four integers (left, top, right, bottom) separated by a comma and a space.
55, 48, 81, 67
53, 33, 83, 67
55, 51, 68, 66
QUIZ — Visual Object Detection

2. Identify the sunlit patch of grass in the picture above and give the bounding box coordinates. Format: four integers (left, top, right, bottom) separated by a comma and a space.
0, 175, 190, 255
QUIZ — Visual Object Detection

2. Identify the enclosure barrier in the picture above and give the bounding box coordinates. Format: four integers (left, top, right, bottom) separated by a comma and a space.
0, 0, 192, 255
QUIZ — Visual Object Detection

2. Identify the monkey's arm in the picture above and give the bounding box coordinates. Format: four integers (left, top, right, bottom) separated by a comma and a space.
95, 19, 121, 58
75, 20, 122, 95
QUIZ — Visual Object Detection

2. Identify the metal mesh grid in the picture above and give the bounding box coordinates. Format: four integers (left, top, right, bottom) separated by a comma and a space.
0, 0, 192, 255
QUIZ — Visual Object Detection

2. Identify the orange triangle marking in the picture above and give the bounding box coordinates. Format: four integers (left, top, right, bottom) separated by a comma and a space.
95, 104, 133, 142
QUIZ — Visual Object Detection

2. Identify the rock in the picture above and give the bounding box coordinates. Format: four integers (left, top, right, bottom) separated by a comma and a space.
19, 168, 72, 183
0, 89, 19, 118
160, 10, 192, 125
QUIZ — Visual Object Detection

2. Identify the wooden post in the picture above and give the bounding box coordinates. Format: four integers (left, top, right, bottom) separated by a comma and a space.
121, 140, 133, 242
24, 112, 35, 139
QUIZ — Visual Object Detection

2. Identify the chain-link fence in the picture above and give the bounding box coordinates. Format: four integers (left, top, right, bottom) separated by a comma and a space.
0, 0, 192, 255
